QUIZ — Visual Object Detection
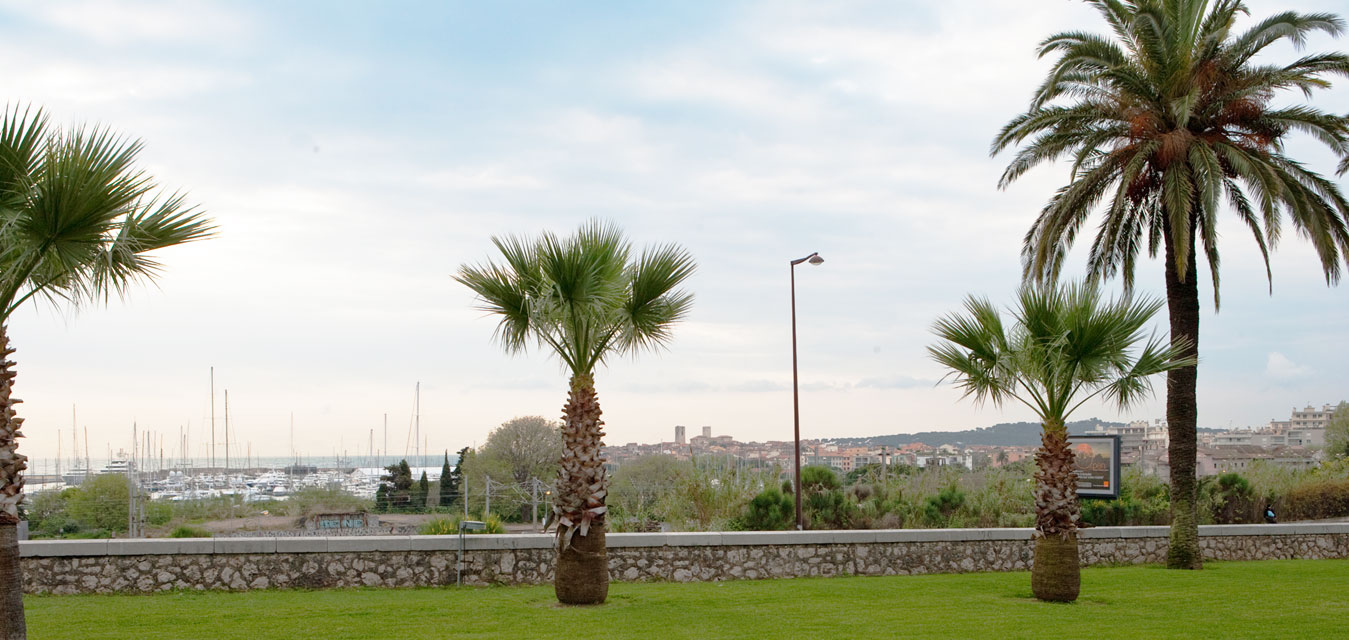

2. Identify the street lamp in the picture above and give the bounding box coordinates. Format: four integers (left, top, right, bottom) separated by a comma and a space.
790, 251, 824, 530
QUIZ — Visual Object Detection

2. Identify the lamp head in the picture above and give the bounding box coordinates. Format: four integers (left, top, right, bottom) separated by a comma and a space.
808, 255, 824, 266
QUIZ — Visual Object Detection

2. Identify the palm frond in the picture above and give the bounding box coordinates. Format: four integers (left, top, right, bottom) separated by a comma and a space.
458, 219, 696, 378
932, 282, 1188, 425
1, 115, 213, 319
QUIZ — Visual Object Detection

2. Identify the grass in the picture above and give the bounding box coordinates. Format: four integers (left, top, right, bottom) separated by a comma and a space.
26, 559, 1347, 640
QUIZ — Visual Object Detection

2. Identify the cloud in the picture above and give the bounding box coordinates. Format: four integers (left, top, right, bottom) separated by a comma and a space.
728, 380, 788, 393
5, 0, 254, 46
854, 375, 936, 390
1265, 352, 1312, 381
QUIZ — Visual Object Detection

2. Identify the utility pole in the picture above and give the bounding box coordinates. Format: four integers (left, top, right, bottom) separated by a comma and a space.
531, 478, 538, 528
484, 477, 491, 517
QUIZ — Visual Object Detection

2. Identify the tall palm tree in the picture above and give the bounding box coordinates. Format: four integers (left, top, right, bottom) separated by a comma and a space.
456, 220, 694, 605
0, 105, 214, 638
930, 283, 1192, 602
992, 0, 1349, 569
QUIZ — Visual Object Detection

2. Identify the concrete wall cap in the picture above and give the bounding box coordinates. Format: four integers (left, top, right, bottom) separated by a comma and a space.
107, 539, 181, 556
213, 537, 277, 555
276, 537, 329, 553
660, 532, 723, 546
327, 536, 411, 553
607, 533, 667, 547
18, 539, 108, 558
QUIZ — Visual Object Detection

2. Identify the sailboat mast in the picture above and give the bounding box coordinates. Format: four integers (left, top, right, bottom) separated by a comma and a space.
224, 389, 230, 470
210, 367, 216, 469
415, 381, 420, 463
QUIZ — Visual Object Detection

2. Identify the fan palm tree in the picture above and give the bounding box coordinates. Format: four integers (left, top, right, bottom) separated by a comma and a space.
930, 283, 1192, 602
0, 104, 214, 638
992, 0, 1349, 569
456, 220, 694, 605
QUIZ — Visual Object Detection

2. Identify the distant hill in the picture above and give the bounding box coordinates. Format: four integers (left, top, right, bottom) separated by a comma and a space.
827, 419, 1226, 448
827, 418, 1126, 448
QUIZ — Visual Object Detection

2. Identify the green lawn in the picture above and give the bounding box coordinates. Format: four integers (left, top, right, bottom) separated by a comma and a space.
26, 559, 1348, 640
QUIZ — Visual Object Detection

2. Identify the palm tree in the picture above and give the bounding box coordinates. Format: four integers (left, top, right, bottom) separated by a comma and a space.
456, 220, 694, 605
0, 105, 214, 638
992, 0, 1349, 569
929, 283, 1192, 602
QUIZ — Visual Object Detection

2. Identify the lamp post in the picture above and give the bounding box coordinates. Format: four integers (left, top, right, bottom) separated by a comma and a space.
790, 251, 824, 530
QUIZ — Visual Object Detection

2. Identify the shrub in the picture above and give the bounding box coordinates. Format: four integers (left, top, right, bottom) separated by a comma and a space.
1201, 472, 1256, 524
1081, 468, 1170, 527
285, 487, 372, 517
420, 517, 458, 535
742, 488, 793, 531
418, 513, 506, 535
800, 466, 840, 492
1282, 478, 1349, 521
168, 525, 210, 538
146, 502, 173, 526
922, 486, 966, 526
805, 489, 858, 529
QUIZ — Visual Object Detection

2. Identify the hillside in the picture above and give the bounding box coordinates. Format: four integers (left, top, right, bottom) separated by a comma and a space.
827, 419, 1226, 448
826, 419, 1124, 448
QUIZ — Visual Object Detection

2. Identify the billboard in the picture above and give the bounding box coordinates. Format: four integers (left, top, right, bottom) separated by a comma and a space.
1068, 435, 1120, 499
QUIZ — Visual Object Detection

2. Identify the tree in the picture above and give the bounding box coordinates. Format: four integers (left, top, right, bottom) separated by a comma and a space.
462, 416, 562, 521
412, 472, 430, 511
456, 220, 695, 604
993, 0, 1349, 570
447, 447, 470, 510
930, 283, 1191, 601
0, 105, 213, 638
379, 460, 413, 512
439, 453, 456, 507
64, 474, 130, 533
482, 416, 563, 485
374, 484, 390, 513
1326, 401, 1349, 458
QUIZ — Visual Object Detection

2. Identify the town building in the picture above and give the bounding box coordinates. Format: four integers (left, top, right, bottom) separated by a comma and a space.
1196, 446, 1319, 476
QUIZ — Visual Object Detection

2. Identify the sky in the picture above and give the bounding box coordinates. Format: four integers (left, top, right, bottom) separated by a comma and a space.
1, 0, 1346, 464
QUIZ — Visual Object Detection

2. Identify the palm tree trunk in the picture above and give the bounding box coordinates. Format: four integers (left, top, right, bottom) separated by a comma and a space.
1163, 231, 1202, 570
553, 372, 609, 605
0, 325, 29, 639
1031, 420, 1080, 602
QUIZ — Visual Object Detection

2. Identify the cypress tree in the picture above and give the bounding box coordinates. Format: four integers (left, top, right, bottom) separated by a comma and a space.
439, 453, 455, 507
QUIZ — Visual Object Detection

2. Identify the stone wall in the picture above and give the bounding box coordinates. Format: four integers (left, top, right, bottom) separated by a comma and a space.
20, 523, 1349, 595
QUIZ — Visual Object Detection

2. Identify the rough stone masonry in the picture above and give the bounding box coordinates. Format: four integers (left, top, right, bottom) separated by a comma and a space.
20, 524, 1349, 595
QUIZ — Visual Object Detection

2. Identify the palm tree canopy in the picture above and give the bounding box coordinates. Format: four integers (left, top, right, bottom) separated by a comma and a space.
992, 0, 1349, 306
929, 283, 1194, 424
455, 220, 696, 377
0, 105, 215, 320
